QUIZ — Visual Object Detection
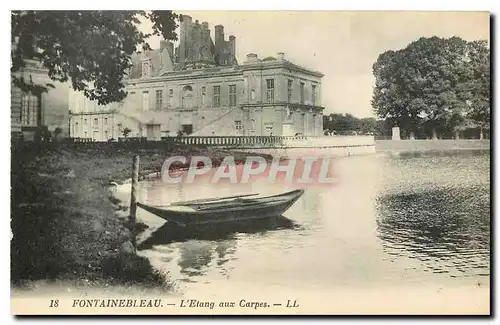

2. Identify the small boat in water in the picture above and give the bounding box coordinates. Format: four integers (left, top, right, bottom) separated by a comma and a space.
136, 189, 304, 227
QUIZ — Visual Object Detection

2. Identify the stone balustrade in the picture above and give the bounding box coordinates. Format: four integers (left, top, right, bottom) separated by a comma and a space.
170, 135, 375, 149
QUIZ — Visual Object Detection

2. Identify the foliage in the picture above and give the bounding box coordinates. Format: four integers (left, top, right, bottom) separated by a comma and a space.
11, 10, 178, 105
122, 127, 132, 138
323, 113, 380, 135
465, 40, 490, 132
372, 36, 490, 138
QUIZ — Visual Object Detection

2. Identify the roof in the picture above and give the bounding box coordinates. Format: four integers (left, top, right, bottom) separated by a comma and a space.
262, 56, 277, 61
128, 50, 163, 78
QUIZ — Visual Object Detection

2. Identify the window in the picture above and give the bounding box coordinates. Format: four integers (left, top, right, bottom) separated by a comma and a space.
229, 85, 237, 107
300, 82, 305, 104
93, 118, 98, 126
168, 89, 173, 107
142, 61, 151, 78
312, 85, 317, 106
201, 86, 206, 106
20, 93, 39, 126
118, 124, 122, 132
287, 79, 293, 102
213, 86, 220, 107
235, 120, 243, 134
74, 122, 79, 135
182, 85, 193, 108
104, 118, 108, 125
84, 119, 87, 125
142, 91, 149, 111
266, 79, 274, 103
155, 90, 163, 111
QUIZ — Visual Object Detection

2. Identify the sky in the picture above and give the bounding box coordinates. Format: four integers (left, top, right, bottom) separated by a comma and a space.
140, 11, 490, 118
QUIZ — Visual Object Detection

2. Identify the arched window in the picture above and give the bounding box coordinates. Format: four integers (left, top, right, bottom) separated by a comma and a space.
182, 85, 193, 109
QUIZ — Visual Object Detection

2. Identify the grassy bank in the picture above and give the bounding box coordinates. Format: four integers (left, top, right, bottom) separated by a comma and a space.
11, 143, 271, 290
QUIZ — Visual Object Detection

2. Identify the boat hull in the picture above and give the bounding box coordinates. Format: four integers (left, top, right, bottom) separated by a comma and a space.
137, 189, 304, 226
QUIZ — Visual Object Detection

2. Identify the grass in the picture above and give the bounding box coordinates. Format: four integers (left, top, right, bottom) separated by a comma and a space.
11, 142, 271, 290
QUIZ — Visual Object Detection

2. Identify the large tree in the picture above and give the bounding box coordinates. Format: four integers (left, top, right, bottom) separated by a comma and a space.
372, 36, 490, 139
11, 10, 178, 105
465, 40, 490, 139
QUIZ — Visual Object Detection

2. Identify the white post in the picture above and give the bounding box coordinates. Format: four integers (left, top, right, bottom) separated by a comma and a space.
392, 127, 401, 141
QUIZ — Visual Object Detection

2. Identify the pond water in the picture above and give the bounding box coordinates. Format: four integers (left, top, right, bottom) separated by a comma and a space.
118, 151, 490, 296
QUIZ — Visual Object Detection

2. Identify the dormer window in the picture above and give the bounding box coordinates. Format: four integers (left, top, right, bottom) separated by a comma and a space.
142, 60, 152, 78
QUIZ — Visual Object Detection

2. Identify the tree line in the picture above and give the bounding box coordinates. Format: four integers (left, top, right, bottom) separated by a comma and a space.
322, 113, 397, 137
371, 36, 490, 140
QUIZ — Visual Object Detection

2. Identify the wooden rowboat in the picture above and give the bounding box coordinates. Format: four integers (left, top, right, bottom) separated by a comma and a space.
136, 189, 304, 227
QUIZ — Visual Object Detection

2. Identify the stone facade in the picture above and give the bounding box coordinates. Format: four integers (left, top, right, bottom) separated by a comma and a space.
69, 15, 324, 141
11, 59, 70, 141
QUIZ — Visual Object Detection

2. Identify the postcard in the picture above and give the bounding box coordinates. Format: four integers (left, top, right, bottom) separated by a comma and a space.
10, 10, 490, 315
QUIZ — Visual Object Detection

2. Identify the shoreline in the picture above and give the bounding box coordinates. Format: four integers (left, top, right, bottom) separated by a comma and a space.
375, 139, 490, 154
10, 143, 272, 292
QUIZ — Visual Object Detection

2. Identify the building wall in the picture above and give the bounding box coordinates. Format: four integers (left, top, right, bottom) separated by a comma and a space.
11, 60, 70, 140
69, 42, 324, 141
69, 61, 324, 140
69, 89, 128, 140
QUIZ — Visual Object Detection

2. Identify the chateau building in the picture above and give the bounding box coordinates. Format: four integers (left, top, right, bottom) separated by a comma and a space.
69, 15, 325, 141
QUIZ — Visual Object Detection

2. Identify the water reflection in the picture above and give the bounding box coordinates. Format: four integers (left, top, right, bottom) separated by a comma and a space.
376, 185, 490, 277
138, 216, 300, 280
139, 216, 299, 249
133, 152, 490, 290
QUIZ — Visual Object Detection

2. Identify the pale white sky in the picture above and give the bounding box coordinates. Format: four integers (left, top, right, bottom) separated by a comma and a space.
142, 11, 489, 118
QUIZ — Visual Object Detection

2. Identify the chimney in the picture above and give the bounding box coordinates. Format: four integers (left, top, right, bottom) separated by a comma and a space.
214, 25, 225, 64
202, 21, 209, 30
229, 35, 236, 62
215, 25, 224, 42
180, 15, 192, 35
277, 52, 285, 62
245, 53, 259, 63
229, 35, 236, 48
